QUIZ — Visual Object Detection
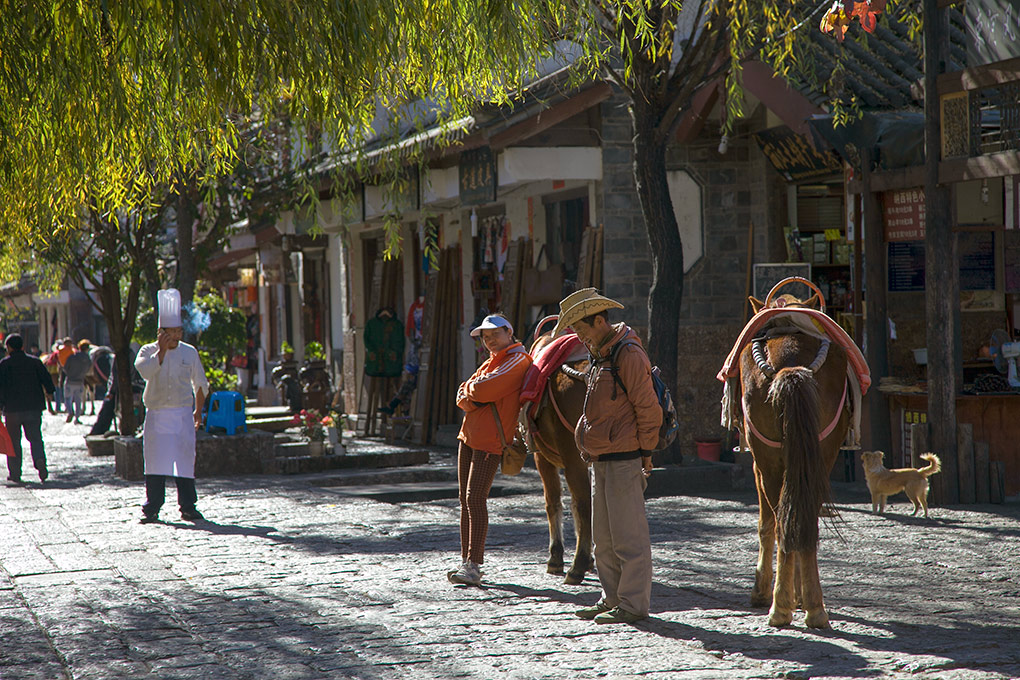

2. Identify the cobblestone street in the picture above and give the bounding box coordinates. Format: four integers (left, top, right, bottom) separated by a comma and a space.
2, 412, 1019, 679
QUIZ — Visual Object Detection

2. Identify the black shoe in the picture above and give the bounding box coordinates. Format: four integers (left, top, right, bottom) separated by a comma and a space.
139, 514, 160, 524
180, 509, 205, 522
377, 406, 394, 415
38, 469, 48, 483
7, 475, 22, 484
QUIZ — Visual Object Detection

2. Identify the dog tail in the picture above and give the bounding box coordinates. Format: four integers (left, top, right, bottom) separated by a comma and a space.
768, 366, 828, 554
919, 453, 941, 477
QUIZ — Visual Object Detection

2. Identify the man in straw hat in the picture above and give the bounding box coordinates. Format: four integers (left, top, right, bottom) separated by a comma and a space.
135, 289, 209, 524
555, 288, 661, 625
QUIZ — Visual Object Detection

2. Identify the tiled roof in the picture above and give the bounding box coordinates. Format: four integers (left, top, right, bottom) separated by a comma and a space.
783, 6, 966, 112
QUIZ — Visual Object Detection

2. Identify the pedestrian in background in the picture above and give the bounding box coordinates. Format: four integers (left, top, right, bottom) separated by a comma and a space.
0, 333, 56, 483
135, 289, 209, 524
448, 314, 532, 586
62, 339, 92, 424
555, 289, 661, 625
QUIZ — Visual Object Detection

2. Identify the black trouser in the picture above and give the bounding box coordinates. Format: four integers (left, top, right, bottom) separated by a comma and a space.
89, 397, 117, 436
5, 411, 46, 481
143, 475, 198, 517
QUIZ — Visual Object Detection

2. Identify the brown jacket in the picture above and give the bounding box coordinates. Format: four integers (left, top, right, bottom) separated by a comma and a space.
574, 324, 662, 458
456, 343, 532, 454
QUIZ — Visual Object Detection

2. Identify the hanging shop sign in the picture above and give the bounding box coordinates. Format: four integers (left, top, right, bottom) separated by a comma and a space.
752, 126, 843, 182
883, 187, 926, 241
459, 146, 497, 205
966, 0, 1020, 67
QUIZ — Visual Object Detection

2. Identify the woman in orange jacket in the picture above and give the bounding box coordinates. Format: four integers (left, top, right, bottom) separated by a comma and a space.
448, 314, 532, 586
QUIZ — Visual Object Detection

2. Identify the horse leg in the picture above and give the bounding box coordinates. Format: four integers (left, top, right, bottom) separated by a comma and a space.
562, 459, 593, 585
751, 462, 778, 608
798, 548, 830, 628
535, 453, 565, 575
769, 546, 797, 627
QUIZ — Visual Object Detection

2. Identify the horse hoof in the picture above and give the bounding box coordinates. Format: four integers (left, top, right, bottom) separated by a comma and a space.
768, 608, 793, 628
750, 592, 772, 608
563, 571, 585, 585
547, 564, 565, 575
805, 609, 830, 629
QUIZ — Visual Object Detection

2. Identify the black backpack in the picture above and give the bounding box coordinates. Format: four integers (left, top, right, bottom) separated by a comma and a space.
602, 340, 680, 451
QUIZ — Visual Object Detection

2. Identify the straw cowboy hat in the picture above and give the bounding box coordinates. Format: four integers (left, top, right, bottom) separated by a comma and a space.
553, 288, 625, 337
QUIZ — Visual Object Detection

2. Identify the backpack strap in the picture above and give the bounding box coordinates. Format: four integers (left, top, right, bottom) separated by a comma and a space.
595, 338, 641, 401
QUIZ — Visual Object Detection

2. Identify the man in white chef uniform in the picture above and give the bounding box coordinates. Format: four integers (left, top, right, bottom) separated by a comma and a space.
135, 289, 209, 524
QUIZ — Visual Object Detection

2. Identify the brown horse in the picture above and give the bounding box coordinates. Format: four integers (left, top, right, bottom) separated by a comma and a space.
527, 329, 594, 585
738, 287, 850, 629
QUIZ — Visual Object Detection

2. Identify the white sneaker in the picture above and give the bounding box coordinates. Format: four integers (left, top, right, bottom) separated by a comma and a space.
447, 560, 482, 585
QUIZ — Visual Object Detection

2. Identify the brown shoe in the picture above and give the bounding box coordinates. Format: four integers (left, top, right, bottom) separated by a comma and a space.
594, 607, 646, 624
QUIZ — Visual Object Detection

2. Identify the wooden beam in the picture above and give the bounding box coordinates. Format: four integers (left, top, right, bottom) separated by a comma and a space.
939, 150, 1020, 183
937, 57, 1020, 94
489, 82, 613, 151
674, 81, 719, 143
847, 165, 925, 194
924, 0, 960, 504
847, 150, 1020, 195
739, 61, 825, 136
862, 148, 892, 453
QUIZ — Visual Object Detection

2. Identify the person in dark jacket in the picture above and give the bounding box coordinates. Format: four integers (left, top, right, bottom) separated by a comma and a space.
0, 334, 56, 483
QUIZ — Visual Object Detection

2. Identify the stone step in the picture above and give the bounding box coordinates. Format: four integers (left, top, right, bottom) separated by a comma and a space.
248, 417, 296, 433
246, 405, 293, 419
272, 447, 431, 475
315, 467, 541, 503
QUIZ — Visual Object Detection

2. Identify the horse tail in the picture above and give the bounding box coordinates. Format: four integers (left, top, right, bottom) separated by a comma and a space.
768, 366, 828, 554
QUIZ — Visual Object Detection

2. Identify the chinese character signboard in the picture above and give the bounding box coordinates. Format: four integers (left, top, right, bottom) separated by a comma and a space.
459, 147, 497, 205
752, 126, 843, 181
966, 0, 1020, 66
883, 188, 926, 241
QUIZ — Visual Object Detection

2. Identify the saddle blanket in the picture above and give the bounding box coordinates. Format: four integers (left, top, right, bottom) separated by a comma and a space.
520, 333, 584, 405
716, 308, 871, 446
717, 308, 870, 393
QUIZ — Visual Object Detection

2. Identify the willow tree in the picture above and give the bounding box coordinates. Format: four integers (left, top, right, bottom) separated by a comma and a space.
1, 1, 908, 417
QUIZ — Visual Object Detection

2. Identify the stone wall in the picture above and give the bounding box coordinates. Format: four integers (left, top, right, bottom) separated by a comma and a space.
667, 113, 788, 455
675, 323, 746, 456
115, 429, 277, 481
597, 90, 652, 335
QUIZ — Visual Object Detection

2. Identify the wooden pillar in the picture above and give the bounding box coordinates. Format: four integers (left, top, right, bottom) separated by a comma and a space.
862, 149, 892, 452
923, 0, 960, 503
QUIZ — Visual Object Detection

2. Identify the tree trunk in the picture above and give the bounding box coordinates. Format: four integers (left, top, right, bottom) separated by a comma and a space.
176, 184, 198, 321
630, 103, 684, 461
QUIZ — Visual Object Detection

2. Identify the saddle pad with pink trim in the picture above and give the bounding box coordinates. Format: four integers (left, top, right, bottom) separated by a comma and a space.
520, 333, 584, 405
717, 308, 871, 395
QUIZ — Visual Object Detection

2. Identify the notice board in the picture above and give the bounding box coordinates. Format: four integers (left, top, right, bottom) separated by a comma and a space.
888, 241, 926, 292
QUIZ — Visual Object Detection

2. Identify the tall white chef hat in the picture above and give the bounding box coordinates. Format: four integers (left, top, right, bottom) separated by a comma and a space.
157, 288, 183, 328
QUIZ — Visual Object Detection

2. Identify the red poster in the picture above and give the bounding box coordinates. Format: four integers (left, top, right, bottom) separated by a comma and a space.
883, 188, 926, 241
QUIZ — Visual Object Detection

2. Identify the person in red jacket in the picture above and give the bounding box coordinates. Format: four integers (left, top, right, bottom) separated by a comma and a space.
448, 314, 532, 586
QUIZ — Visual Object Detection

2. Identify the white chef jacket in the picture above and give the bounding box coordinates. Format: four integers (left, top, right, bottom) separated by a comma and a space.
135, 341, 209, 478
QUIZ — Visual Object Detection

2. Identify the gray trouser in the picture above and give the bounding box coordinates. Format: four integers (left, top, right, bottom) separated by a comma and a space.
592, 457, 652, 616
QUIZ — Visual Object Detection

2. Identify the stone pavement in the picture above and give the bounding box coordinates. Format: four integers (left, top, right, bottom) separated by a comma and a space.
2, 409, 1019, 680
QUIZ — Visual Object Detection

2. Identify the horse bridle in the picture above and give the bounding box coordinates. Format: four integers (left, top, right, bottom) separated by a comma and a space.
744, 331, 847, 449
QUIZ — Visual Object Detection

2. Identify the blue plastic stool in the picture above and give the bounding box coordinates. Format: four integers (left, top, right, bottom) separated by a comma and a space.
205, 391, 247, 434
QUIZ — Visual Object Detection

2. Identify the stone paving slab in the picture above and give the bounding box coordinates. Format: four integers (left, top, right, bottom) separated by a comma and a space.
0, 410, 1019, 679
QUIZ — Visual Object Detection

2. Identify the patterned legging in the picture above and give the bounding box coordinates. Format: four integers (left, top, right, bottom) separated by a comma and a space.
457, 443, 500, 564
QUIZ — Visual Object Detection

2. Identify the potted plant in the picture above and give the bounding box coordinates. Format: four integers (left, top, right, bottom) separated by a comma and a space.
304, 341, 326, 362
290, 408, 334, 456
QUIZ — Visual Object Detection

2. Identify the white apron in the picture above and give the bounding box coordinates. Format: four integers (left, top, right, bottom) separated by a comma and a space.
142, 407, 197, 478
